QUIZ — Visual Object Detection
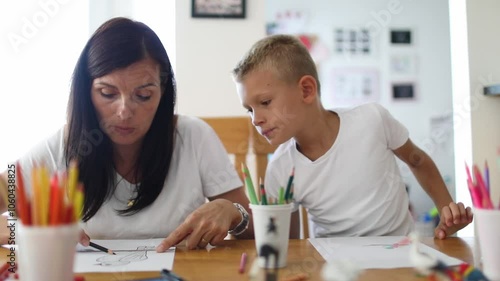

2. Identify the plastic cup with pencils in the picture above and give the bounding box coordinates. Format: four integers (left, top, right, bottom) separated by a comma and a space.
16, 161, 84, 281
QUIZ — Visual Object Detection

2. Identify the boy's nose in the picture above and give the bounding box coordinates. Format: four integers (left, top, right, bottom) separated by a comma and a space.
251, 111, 265, 127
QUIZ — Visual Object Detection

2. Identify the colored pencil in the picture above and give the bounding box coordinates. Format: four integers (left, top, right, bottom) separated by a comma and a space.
284, 167, 295, 201
238, 252, 247, 273
278, 187, 285, 205
259, 178, 268, 205
241, 164, 259, 204
484, 160, 490, 196
472, 165, 493, 209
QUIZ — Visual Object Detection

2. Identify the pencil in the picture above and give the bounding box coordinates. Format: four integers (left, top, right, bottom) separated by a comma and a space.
241, 163, 259, 204
284, 167, 295, 201
259, 178, 267, 205
484, 160, 490, 195
238, 252, 247, 274
89, 242, 116, 255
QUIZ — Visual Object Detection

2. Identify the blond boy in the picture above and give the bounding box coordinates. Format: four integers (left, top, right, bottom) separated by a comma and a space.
232, 34, 472, 239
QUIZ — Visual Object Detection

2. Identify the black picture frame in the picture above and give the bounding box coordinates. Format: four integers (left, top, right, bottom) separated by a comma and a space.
392, 83, 415, 100
192, 0, 246, 19
390, 30, 412, 45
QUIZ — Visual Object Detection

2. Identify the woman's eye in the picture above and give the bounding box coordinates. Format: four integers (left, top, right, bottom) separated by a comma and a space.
261, 100, 271, 106
100, 91, 115, 99
136, 95, 151, 101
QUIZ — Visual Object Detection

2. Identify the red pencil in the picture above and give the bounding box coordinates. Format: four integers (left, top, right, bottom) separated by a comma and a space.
473, 165, 493, 209
15, 163, 31, 225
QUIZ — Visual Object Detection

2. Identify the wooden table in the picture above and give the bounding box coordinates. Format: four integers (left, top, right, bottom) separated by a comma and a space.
4, 237, 476, 281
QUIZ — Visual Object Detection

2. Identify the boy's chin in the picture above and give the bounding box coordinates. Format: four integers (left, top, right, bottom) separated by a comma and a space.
266, 135, 291, 146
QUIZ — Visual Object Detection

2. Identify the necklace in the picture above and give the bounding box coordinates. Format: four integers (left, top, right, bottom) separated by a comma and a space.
115, 174, 138, 207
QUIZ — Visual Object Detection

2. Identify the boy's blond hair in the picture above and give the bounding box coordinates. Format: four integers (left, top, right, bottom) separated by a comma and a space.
232, 34, 321, 94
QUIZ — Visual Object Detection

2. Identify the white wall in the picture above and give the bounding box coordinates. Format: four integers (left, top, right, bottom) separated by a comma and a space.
466, 0, 500, 207
266, 0, 454, 218
175, 0, 267, 117
0, 0, 88, 169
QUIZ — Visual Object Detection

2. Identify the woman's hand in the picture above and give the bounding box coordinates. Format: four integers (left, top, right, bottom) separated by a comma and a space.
79, 229, 90, 246
156, 198, 241, 252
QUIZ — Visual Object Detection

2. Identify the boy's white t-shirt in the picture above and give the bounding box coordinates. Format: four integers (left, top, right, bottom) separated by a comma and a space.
18, 115, 242, 239
265, 103, 414, 238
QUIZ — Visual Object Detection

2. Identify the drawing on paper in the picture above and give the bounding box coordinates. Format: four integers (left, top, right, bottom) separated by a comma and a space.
95, 246, 155, 266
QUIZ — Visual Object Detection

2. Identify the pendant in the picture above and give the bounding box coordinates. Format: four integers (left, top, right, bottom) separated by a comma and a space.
127, 199, 135, 207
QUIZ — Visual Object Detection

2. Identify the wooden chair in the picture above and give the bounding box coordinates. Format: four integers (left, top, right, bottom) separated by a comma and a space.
200, 117, 251, 181
201, 116, 310, 239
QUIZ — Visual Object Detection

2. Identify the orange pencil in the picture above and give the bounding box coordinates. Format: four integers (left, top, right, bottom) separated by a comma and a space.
31, 167, 41, 225
39, 165, 50, 226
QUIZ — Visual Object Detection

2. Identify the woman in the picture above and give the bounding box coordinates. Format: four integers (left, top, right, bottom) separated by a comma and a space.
0, 17, 253, 250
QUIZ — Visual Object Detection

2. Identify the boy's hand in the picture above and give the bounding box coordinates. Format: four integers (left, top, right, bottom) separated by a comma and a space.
434, 202, 473, 239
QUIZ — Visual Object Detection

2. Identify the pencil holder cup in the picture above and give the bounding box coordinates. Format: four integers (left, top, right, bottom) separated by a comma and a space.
474, 208, 500, 281
250, 203, 293, 268
18, 223, 79, 281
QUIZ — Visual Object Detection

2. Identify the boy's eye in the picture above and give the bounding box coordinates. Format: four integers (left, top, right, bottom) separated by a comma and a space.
261, 100, 271, 106
246, 108, 253, 114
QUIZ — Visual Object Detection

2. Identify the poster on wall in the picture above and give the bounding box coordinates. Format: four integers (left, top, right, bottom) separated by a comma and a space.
328, 68, 380, 107
334, 28, 374, 57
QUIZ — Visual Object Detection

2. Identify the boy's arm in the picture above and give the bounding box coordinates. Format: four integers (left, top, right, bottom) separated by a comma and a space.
393, 139, 473, 238
290, 210, 300, 239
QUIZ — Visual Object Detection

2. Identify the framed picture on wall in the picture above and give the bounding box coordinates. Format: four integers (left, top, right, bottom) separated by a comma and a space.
392, 82, 416, 100
192, 0, 246, 19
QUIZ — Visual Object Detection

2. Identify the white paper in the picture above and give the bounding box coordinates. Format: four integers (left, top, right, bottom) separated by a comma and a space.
74, 238, 175, 273
308, 236, 463, 269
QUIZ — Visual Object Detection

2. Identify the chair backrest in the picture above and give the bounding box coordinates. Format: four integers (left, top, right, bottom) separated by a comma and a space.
201, 116, 310, 239
201, 117, 251, 181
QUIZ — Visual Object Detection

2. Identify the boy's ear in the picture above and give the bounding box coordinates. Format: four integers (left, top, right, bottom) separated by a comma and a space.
298, 75, 318, 104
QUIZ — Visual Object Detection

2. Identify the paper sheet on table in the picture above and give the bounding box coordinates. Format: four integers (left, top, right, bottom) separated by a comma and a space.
308, 236, 464, 269
74, 238, 174, 273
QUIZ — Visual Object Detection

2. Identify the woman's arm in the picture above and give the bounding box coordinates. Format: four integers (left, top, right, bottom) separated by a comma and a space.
156, 187, 253, 252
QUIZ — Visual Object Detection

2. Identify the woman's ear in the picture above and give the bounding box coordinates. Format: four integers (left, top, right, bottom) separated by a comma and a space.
299, 75, 318, 104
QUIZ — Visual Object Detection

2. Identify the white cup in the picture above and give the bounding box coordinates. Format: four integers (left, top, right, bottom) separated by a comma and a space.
475, 208, 500, 281
250, 203, 293, 268
18, 223, 79, 281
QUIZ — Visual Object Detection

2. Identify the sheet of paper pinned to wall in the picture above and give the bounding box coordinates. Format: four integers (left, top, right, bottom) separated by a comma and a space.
308, 236, 463, 269
74, 238, 174, 273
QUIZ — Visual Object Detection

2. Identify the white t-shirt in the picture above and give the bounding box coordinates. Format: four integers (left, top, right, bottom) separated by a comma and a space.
265, 103, 414, 238
18, 115, 242, 239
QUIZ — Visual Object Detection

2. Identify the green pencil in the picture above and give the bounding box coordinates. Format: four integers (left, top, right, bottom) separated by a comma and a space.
278, 187, 285, 205
241, 163, 259, 204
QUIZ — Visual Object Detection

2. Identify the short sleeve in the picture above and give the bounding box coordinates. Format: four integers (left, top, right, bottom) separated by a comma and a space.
374, 104, 409, 150
17, 128, 66, 193
192, 119, 243, 198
